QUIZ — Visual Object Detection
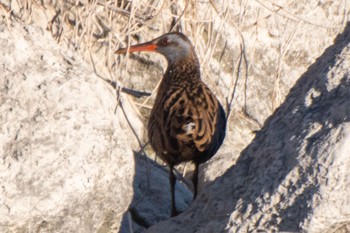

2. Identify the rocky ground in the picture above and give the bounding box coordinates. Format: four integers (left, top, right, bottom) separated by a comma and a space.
0, 1, 349, 232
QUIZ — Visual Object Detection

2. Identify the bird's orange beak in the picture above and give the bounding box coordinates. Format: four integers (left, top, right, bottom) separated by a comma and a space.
115, 41, 157, 54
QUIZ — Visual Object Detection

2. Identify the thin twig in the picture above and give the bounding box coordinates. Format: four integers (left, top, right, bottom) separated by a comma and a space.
255, 0, 342, 29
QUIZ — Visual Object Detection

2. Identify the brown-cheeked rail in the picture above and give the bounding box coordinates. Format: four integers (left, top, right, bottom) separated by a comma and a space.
115, 32, 226, 217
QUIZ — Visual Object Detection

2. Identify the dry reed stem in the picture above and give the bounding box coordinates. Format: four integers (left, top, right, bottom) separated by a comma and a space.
272, 19, 301, 109
256, 0, 343, 29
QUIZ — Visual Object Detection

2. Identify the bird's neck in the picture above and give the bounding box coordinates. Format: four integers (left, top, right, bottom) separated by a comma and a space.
164, 54, 201, 85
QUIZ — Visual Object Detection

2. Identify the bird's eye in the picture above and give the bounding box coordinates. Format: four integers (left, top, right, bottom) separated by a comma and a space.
160, 37, 169, 46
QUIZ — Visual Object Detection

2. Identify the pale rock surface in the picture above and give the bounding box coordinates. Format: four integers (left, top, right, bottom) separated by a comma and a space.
0, 23, 137, 232
146, 22, 350, 233
0, 22, 191, 233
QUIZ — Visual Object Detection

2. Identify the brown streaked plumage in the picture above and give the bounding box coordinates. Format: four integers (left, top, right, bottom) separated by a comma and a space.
115, 32, 226, 217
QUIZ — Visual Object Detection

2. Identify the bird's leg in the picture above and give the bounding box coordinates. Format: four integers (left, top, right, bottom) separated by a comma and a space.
192, 162, 199, 200
169, 164, 178, 217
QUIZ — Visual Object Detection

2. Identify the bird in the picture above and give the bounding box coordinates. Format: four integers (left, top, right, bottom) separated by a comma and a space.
115, 32, 226, 217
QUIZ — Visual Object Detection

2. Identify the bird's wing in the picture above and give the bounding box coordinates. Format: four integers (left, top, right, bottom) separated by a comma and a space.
164, 84, 220, 155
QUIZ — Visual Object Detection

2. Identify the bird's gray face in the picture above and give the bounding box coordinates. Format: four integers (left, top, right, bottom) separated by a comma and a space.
153, 33, 193, 63
115, 33, 194, 64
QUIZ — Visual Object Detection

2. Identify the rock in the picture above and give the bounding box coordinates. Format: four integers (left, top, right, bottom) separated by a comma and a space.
146, 22, 350, 233
0, 23, 136, 232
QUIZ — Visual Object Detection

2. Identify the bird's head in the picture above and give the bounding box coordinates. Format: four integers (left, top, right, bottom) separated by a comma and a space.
115, 32, 195, 64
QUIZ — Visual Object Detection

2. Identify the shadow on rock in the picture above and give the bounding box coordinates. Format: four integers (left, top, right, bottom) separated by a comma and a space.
118, 151, 192, 233
146, 22, 350, 233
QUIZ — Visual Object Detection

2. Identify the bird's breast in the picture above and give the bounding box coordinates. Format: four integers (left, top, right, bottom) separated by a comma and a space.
148, 81, 226, 165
